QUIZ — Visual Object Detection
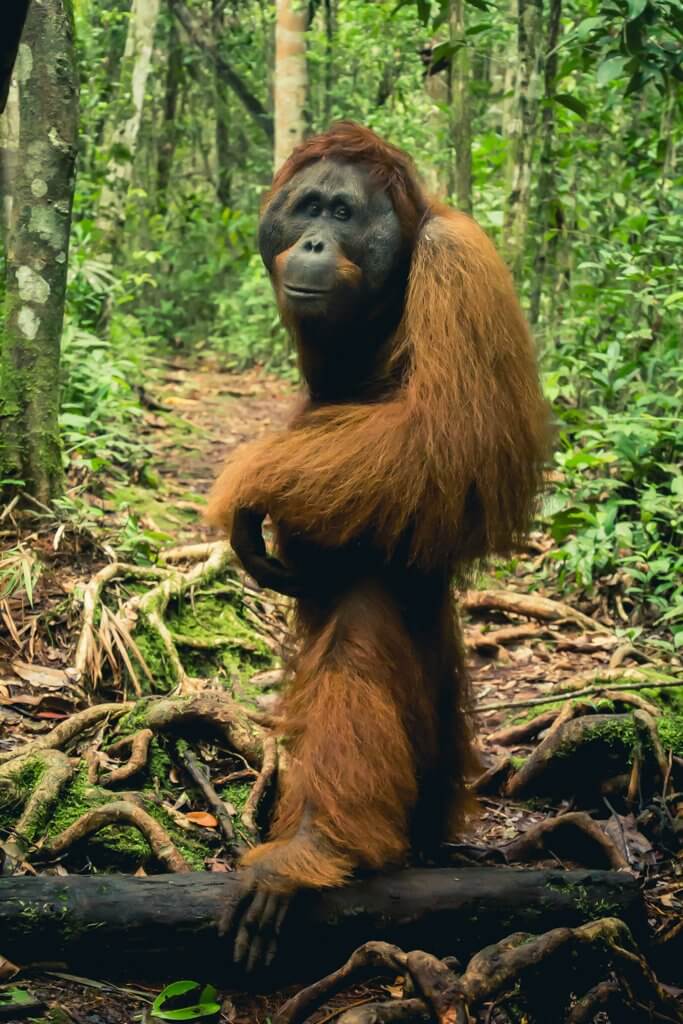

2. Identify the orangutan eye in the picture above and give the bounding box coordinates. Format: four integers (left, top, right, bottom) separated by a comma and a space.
308, 200, 322, 217
334, 204, 351, 221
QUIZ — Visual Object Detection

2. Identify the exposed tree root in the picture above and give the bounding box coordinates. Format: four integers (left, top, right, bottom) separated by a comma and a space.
470, 755, 513, 796
144, 692, 267, 768
488, 710, 560, 746
276, 942, 408, 1024
278, 919, 682, 1024
73, 562, 169, 686
0, 703, 132, 765
465, 623, 546, 657
70, 540, 238, 693
504, 712, 637, 800
462, 588, 611, 633
100, 728, 154, 786
241, 734, 278, 836
501, 811, 630, 870
0, 749, 75, 859
36, 800, 191, 873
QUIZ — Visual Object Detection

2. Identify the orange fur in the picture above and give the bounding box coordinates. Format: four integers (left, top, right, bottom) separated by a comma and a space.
209, 206, 547, 572
207, 124, 549, 895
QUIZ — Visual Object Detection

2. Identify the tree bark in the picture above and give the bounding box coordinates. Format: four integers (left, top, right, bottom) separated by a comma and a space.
274, 0, 308, 171
156, 0, 182, 210
0, 868, 645, 985
212, 0, 232, 208
448, 0, 472, 213
529, 0, 562, 325
502, 0, 543, 280
0, 0, 78, 503
96, 0, 161, 244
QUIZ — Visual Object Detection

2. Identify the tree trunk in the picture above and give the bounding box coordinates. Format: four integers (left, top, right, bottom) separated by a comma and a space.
0, 0, 78, 503
323, 0, 335, 126
502, 0, 543, 280
0, 869, 645, 986
529, 0, 562, 325
212, 0, 232, 208
96, 0, 161, 244
156, 0, 182, 210
448, 0, 472, 213
274, 0, 308, 172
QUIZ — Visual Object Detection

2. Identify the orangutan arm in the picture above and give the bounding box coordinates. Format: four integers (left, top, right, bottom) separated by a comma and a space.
208, 212, 550, 572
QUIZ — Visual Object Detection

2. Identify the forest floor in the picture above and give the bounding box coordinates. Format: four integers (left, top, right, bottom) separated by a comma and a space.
0, 356, 681, 1024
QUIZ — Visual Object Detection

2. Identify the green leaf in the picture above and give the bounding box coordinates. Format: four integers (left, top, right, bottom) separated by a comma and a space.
554, 93, 589, 117
574, 16, 604, 40
151, 982, 220, 1022
598, 56, 628, 85
627, 0, 648, 20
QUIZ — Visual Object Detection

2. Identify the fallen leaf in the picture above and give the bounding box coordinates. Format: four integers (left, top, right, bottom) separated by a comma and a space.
0, 956, 19, 981
11, 661, 70, 688
185, 811, 218, 828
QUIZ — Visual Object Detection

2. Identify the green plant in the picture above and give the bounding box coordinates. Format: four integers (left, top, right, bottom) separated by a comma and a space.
150, 981, 220, 1022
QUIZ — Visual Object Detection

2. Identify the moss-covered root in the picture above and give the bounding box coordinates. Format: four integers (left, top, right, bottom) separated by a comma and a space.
36, 800, 191, 873
126, 541, 235, 693
0, 703, 133, 766
144, 693, 267, 769
505, 713, 639, 801
0, 750, 74, 859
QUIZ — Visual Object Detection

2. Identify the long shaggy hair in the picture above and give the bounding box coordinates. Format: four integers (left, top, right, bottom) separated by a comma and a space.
207, 123, 550, 893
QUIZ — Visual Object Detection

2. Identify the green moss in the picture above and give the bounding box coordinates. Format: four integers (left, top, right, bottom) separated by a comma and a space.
45, 764, 209, 871
658, 712, 683, 756
544, 879, 621, 919
509, 697, 615, 726
556, 716, 637, 760
0, 758, 46, 830
166, 591, 273, 685
133, 620, 177, 693
220, 782, 253, 842
510, 755, 527, 770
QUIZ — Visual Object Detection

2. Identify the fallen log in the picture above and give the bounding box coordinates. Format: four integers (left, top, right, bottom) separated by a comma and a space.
0, 868, 645, 987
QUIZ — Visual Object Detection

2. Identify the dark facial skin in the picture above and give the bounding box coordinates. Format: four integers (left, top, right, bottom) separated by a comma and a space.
259, 160, 410, 386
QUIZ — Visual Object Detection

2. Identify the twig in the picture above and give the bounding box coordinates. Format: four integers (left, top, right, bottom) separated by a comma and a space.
177, 747, 238, 850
